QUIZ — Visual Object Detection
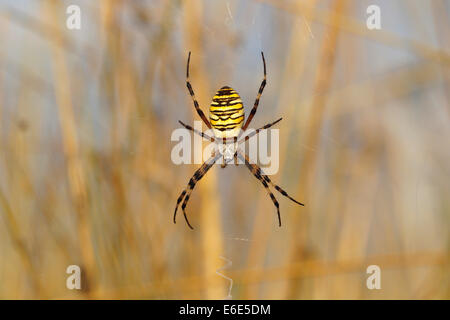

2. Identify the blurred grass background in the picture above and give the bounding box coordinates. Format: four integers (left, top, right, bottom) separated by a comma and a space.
0, 0, 449, 299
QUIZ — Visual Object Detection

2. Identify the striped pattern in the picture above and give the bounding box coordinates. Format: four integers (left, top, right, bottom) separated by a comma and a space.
174, 152, 221, 229
237, 152, 304, 227
242, 51, 266, 130
175, 52, 305, 230
209, 86, 245, 138
178, 120, 215, 142
240, 117, 282, 142
186, 52, 212, 129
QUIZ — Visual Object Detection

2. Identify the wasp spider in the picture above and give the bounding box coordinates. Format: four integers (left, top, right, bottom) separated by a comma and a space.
174, 52, 304, 229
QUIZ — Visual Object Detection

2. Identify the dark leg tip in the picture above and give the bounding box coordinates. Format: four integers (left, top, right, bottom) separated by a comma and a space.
185, 219, 194, 230
183, 211, 194, 230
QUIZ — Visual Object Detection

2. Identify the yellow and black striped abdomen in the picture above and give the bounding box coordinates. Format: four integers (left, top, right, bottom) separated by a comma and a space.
209, 86, 245, 138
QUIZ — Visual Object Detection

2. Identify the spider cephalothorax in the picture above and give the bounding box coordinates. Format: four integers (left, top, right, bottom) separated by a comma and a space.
174, 52, 304, 229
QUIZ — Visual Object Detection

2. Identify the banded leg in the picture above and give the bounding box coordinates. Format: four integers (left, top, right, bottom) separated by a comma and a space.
237, 151, 304, 226
178, 120, 215, 142
236, 152, 282, 226
186, 52, 212, 129
174, 153, 221, 229
242, 52, 267, 130
239, 151, 304, 206
239, 117, 282, 143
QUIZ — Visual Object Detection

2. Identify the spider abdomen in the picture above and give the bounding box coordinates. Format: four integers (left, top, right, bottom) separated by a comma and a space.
209, 86, 245, 138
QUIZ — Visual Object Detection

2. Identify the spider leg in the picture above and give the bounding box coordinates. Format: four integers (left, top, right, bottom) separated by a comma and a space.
178, 120, 215, 142
271, 184, 304, 206
242, 52, 267, 131
174, 190, 187, 222
237, 151, 305, 226
174, 152, 221, 229
236, 152, 282, 227
221, 154, 237, 169
221, 159, 227, 169
239, 151, 304, 206
186, 52, 212, 129
239, 117, 282, 143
